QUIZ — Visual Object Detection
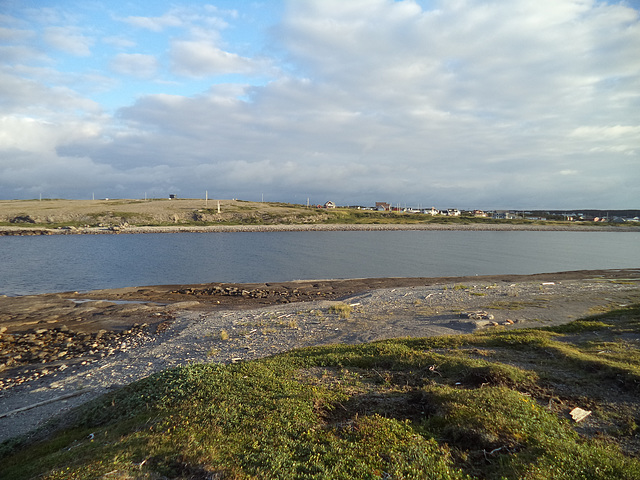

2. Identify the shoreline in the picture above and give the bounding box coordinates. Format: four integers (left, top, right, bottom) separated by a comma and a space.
2, 268, 639, 335
2, 222, 640, 235
1, 268, 639, 442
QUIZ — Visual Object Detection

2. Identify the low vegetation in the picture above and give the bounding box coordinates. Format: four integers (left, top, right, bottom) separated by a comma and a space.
2, 304, 639, 479
328, 302, 353, 318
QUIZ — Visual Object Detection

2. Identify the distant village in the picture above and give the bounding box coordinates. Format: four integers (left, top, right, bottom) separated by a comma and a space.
318, 201, 640, 223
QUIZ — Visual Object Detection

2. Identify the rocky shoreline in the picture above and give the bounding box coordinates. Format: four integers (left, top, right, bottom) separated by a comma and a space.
2, 222, 640, 235
0, 322, 164, 391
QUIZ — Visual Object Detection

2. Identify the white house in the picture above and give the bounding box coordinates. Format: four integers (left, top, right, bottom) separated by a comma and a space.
423, 207, 439, 215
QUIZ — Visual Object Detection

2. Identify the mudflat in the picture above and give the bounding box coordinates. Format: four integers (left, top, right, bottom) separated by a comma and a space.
1, 268, 639, 442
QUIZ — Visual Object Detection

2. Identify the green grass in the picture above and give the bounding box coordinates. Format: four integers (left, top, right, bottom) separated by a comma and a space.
1, 305, 640, 479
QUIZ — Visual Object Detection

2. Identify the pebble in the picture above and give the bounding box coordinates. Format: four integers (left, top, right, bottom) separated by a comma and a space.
0, 323, 154, 391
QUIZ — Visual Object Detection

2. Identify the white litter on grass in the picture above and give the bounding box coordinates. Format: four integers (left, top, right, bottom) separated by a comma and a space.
570, 407, 592, 422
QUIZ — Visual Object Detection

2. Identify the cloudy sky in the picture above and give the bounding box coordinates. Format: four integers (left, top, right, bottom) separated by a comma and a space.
1, 0, 639, 209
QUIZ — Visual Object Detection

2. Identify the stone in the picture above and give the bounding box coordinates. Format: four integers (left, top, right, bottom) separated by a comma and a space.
10, 215, 36, 224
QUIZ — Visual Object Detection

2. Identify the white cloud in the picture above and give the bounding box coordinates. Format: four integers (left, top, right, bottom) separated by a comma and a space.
568, 125, 640, 156
0, 116, 100, 154
43, 26, 93, 56
0, 26, 34, 42
0, 45, 45, 64
120, 13, 184, 32
111, 53, 159, 79
119, 6, 231, 33
0, 69, 100, 115
103, 35, 137, 49
570, 125, 640, 138
42, 27, 94, 57
170, 40, 259, 77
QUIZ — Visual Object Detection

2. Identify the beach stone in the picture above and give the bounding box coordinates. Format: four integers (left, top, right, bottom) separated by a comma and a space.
462, 311, 494, 320
10, 215, 35, 224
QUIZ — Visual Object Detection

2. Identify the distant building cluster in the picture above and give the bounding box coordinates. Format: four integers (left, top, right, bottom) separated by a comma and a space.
315, 202, 640, 223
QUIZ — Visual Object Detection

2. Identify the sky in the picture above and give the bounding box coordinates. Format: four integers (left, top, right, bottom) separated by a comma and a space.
1, 0, 639, 209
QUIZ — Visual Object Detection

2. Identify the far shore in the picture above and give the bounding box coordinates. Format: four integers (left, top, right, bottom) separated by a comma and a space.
2, 222, 640, 235
2, 198, 638, 235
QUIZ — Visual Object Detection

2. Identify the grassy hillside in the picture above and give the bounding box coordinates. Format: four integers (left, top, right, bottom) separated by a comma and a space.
2, 305, 639, 479
0, 198, 594, 229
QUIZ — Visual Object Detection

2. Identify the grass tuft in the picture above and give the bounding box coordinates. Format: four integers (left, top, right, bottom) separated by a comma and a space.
328, 303, 353, 318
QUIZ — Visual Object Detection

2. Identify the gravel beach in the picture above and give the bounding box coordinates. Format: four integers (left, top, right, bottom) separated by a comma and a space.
1, 269, 639, 443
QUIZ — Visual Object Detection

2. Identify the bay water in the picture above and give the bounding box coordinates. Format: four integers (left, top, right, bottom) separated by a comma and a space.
1, 230, 638, 296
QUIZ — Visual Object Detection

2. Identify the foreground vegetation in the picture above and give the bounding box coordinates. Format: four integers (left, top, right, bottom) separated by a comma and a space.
0, 198, 627, 229
2, 304, 639, 479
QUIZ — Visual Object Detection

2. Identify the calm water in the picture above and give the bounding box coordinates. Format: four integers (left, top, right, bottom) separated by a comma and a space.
1, 231, 638, 296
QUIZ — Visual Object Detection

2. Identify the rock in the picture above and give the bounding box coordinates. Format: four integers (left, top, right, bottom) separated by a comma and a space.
462, 311, 495, 320
10, 215, 36, 224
